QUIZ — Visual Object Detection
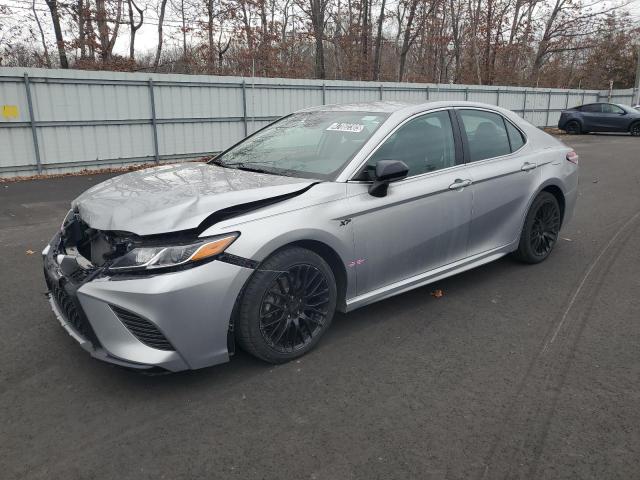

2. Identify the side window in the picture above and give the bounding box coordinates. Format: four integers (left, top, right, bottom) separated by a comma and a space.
505, 120, 525, 151
602, 104, 624, 114
581, 104, 602, 113
458, 110, 511, 162
364, 110, 457, 178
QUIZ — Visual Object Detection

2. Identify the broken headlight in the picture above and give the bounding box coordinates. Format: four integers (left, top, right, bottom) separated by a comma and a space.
108, 233, 239, 272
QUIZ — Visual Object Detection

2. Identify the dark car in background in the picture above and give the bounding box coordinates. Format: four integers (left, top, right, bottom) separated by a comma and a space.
558, 103, 640, 136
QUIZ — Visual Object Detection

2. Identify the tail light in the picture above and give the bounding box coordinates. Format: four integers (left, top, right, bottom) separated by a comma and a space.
566, 151, 579, 164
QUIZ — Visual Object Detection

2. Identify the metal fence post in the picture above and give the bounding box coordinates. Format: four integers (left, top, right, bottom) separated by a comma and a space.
522, 90, 528, 120
581, 89, 586, 105
426, 86, 429, 100
241, 80, 248, 137
545, 90, 552, 127
379, 84, 384, 100
148, 79, 160, 165
322, 82, 326, 105
465, 87, 469, 101
23, 73, 42, 174
496, 88, 501, 107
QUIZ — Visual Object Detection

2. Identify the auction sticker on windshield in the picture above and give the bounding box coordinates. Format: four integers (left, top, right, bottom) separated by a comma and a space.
326, 122, 365, 133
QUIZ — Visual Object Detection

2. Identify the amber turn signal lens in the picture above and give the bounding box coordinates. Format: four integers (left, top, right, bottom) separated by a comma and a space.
190, 235, 237, 262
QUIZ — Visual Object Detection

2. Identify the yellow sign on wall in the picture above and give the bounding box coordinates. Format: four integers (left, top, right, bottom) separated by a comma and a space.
2, 105, 19, 119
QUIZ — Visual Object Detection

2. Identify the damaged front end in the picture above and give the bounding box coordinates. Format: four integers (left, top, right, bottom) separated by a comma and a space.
50, 210, 240, 278
42, 209, 249, 370
43, 212, 107, 354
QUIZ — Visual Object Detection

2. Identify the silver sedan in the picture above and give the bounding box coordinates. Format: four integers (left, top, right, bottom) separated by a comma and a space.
43, 101, 578, 371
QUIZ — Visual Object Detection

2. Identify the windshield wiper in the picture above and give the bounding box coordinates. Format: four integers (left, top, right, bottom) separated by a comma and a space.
233, 164, 275, 174
212, 160, 303, 178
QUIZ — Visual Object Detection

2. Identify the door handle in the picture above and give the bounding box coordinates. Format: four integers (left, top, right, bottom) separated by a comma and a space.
449, 179, 472, 190
521, 162, 537, 171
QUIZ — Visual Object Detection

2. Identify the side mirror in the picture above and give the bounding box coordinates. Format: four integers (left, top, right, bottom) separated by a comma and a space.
368, 160, 409, 197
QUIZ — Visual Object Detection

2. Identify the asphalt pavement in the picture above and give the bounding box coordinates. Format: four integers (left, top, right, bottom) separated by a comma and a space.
1, 134, 639, 480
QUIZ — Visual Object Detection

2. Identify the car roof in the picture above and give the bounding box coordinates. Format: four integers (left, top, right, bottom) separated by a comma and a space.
299, 100, 518, 115
300, 101, 416, 113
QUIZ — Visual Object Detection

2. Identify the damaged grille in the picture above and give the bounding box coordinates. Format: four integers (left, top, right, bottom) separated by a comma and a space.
110, 306, 175, 351
45, 273, 102, 348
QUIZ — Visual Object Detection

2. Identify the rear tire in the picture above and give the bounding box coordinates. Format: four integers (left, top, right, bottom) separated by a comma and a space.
514, 192, 561, 264
236, 247, 337, 363
564, 120, 582, 135
630, 122, 640, 137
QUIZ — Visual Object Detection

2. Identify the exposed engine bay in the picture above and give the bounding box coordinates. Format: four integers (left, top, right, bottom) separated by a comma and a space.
59, 210, 199, 269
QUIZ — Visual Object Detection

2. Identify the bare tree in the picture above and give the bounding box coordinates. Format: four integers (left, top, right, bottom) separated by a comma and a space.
372, 0, 386, 80
128, 0, 144, 60
96, 0, 123, 61
32, 0, 52, 67
44, 0, 69, 68
297, 0, 330, 78
153, 0, 169, 70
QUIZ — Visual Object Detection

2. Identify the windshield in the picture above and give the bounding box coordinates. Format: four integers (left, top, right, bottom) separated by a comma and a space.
212, 111, 389, 180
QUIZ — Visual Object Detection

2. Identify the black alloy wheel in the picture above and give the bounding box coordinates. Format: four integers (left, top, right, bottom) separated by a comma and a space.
236, 247, 337, 363
565, 120, 581, 135
514, 192, 562, 264
529, 201, 561, 257
259, 264, 330, 353
630, 122, 640, 137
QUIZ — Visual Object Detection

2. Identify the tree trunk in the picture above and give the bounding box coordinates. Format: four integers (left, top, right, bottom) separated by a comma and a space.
44, 0, 69, 68
360, 0, 370, 78
77, 0, 86, 59
309, 0, 326, 79
33, 0, 51, 67
107, 0, 123, 56
128, 0, 143, 60
181, 0, 187, 60
467, 0, 483, 84
530, 0, 563, 83
153, 0, 169, 71
314, 24, 326, 79
398, 0, 418, 82
483, 0, 493, 83
207, 0, 215, 73
372, 0, 386, 80
449, 0, 462, 81
95, 0, 110, 61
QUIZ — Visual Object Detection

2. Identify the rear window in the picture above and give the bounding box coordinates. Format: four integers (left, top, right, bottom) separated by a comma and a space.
602, 104, 624, 114
505, 121, 525, 151
458, 110, 511, 162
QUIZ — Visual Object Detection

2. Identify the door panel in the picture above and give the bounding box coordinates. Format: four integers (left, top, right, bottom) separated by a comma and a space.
347, 169, 472, 295
465, 153, 541, 255
579, 104, 602, 131
598, 104, 627, 131
455, 108, 542, 255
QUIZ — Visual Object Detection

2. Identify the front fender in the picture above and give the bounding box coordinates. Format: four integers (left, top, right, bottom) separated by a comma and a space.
199, 186, 356, 301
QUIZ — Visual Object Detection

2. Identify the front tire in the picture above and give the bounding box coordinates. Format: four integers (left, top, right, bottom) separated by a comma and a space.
630, 122, 640, 137
514, 192, 561, 264
236, 247, 337, 363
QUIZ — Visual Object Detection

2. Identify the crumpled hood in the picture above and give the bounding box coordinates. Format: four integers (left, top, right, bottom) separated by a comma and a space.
72, 163, 315, 235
